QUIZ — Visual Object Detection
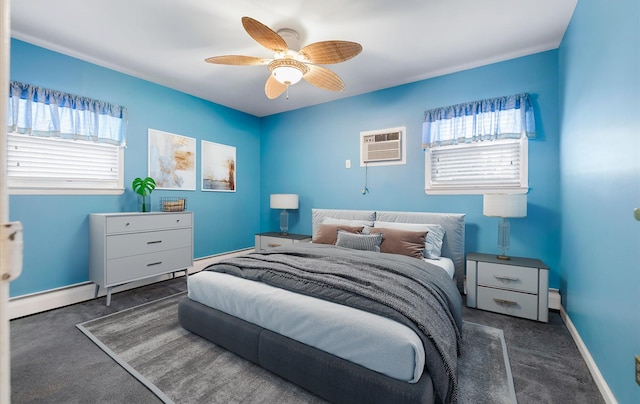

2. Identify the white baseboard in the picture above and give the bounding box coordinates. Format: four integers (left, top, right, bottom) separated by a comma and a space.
8, 248, 252, 320
560, 307, 617, 404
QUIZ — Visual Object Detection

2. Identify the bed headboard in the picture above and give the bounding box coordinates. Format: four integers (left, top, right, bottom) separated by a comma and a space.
311, 209, 466, 293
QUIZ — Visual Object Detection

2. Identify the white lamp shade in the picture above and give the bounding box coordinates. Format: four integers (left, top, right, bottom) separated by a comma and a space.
483, 194, 527, 218
270, 194, 299, 210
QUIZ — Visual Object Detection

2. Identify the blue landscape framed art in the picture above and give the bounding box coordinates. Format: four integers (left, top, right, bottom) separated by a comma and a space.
201, 140, 236, 192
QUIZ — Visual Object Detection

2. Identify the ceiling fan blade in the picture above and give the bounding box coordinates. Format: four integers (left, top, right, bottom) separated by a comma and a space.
205, 55, 271, 66
265, 75, 288, 99
299, 41, 362, 64
303, 65, 345, 92
242, 16, 288, 53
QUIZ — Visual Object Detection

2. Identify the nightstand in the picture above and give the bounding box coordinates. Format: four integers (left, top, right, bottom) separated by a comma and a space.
255, 232, 312, 252
466, 252, 549, 322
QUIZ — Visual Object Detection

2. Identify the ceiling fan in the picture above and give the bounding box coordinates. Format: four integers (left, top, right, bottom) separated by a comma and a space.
205, 17, 362, 99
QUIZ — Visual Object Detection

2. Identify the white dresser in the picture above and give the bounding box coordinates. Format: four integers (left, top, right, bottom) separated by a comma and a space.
466, 252, 549, 322
255, 232, 311, 251
89, 211, 193, 305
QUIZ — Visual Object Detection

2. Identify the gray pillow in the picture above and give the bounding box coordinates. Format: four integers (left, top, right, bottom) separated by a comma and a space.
335, 230, 382, 252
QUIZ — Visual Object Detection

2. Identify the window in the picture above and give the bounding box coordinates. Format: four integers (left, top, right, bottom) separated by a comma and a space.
422, 93, 534, 195
425, 137, 528, 194
7, 133, 123, 193
7, 81, 126, 194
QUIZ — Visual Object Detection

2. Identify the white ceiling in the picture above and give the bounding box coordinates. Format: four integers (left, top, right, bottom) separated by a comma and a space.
10, 0, 577, 117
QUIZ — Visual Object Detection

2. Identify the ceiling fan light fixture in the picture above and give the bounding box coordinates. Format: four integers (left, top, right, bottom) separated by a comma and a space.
269, 59, 308, 86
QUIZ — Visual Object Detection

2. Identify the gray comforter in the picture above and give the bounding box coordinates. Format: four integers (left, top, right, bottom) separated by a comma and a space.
205, 243, 463, 404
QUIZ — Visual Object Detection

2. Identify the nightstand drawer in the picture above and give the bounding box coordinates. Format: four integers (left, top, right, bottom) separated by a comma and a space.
477, 286, 538, 320
255, 233, 312, 252
259, 236, 294, 249
477, 262, 538, 294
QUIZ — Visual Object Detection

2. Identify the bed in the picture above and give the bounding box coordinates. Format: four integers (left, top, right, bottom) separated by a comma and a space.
178, 209, 465, 404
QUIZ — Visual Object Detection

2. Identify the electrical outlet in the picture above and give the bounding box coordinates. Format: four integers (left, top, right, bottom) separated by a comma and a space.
345, 159, 351, 169
636, 355, 640, 386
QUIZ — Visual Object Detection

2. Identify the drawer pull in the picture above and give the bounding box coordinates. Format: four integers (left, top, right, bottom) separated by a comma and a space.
267, 243, 282, 247
493, 298, 518, 306
125, 222, 130, 227
147, 240, 162, 245
494, 275, 519, 282
147, 261, 162, 267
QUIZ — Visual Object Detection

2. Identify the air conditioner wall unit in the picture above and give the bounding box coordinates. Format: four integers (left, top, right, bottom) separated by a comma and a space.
360, 127, 406, 166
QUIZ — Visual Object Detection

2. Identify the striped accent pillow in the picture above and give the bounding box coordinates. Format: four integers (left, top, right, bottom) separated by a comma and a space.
335, 230, 382, 252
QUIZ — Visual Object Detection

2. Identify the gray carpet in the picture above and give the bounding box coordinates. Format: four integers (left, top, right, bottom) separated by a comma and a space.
77, 292, 516, 404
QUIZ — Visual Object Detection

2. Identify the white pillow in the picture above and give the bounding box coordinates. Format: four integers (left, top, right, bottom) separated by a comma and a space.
372, 221, 446, 259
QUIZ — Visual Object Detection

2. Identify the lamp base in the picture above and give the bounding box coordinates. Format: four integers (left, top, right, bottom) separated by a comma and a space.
497, 218, 511, 261
279, 209, 289, 235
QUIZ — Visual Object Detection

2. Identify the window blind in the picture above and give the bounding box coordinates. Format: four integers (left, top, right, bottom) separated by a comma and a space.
426, 138, 527, 194
7, 133, 122, 191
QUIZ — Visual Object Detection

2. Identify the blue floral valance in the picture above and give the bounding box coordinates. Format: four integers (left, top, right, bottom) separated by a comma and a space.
8, 81, 127, 146
422, 93, 535, 149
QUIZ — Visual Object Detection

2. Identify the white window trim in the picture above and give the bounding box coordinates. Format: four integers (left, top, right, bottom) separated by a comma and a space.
424, 137, 528, 195
7, 133, 125, 195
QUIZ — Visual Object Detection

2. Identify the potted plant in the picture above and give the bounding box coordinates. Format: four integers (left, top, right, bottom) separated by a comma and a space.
132, 176, 156, 212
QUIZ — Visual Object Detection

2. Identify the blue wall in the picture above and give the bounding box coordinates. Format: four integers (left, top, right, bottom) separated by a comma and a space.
260, 51, 562, 288
9, 39, 262, 297
559, 1, 640, 402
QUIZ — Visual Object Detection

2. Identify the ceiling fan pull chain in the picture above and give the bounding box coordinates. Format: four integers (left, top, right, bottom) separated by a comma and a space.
286, 86, 290, 100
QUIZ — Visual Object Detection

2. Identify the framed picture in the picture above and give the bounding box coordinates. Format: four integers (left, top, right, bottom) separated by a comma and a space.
148, 129, 196, 190
201, 140, 236, 192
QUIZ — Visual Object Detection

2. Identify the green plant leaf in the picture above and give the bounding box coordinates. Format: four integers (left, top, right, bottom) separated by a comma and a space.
132, 177, 156, 197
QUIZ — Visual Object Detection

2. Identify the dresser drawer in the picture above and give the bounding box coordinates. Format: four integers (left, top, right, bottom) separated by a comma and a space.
260, 236, 295, 249
477, 262, 538, 294
106, 228, 192, 259
477, 286, 538, 320
105, 213, 192, 234
106, 247, 192, 285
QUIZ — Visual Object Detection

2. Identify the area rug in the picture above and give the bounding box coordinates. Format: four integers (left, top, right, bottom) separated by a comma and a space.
77, 293, 517, 404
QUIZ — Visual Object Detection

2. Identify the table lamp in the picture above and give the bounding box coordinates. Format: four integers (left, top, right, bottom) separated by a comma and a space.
270, 194, 299, 235
483, 194, 527, 260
